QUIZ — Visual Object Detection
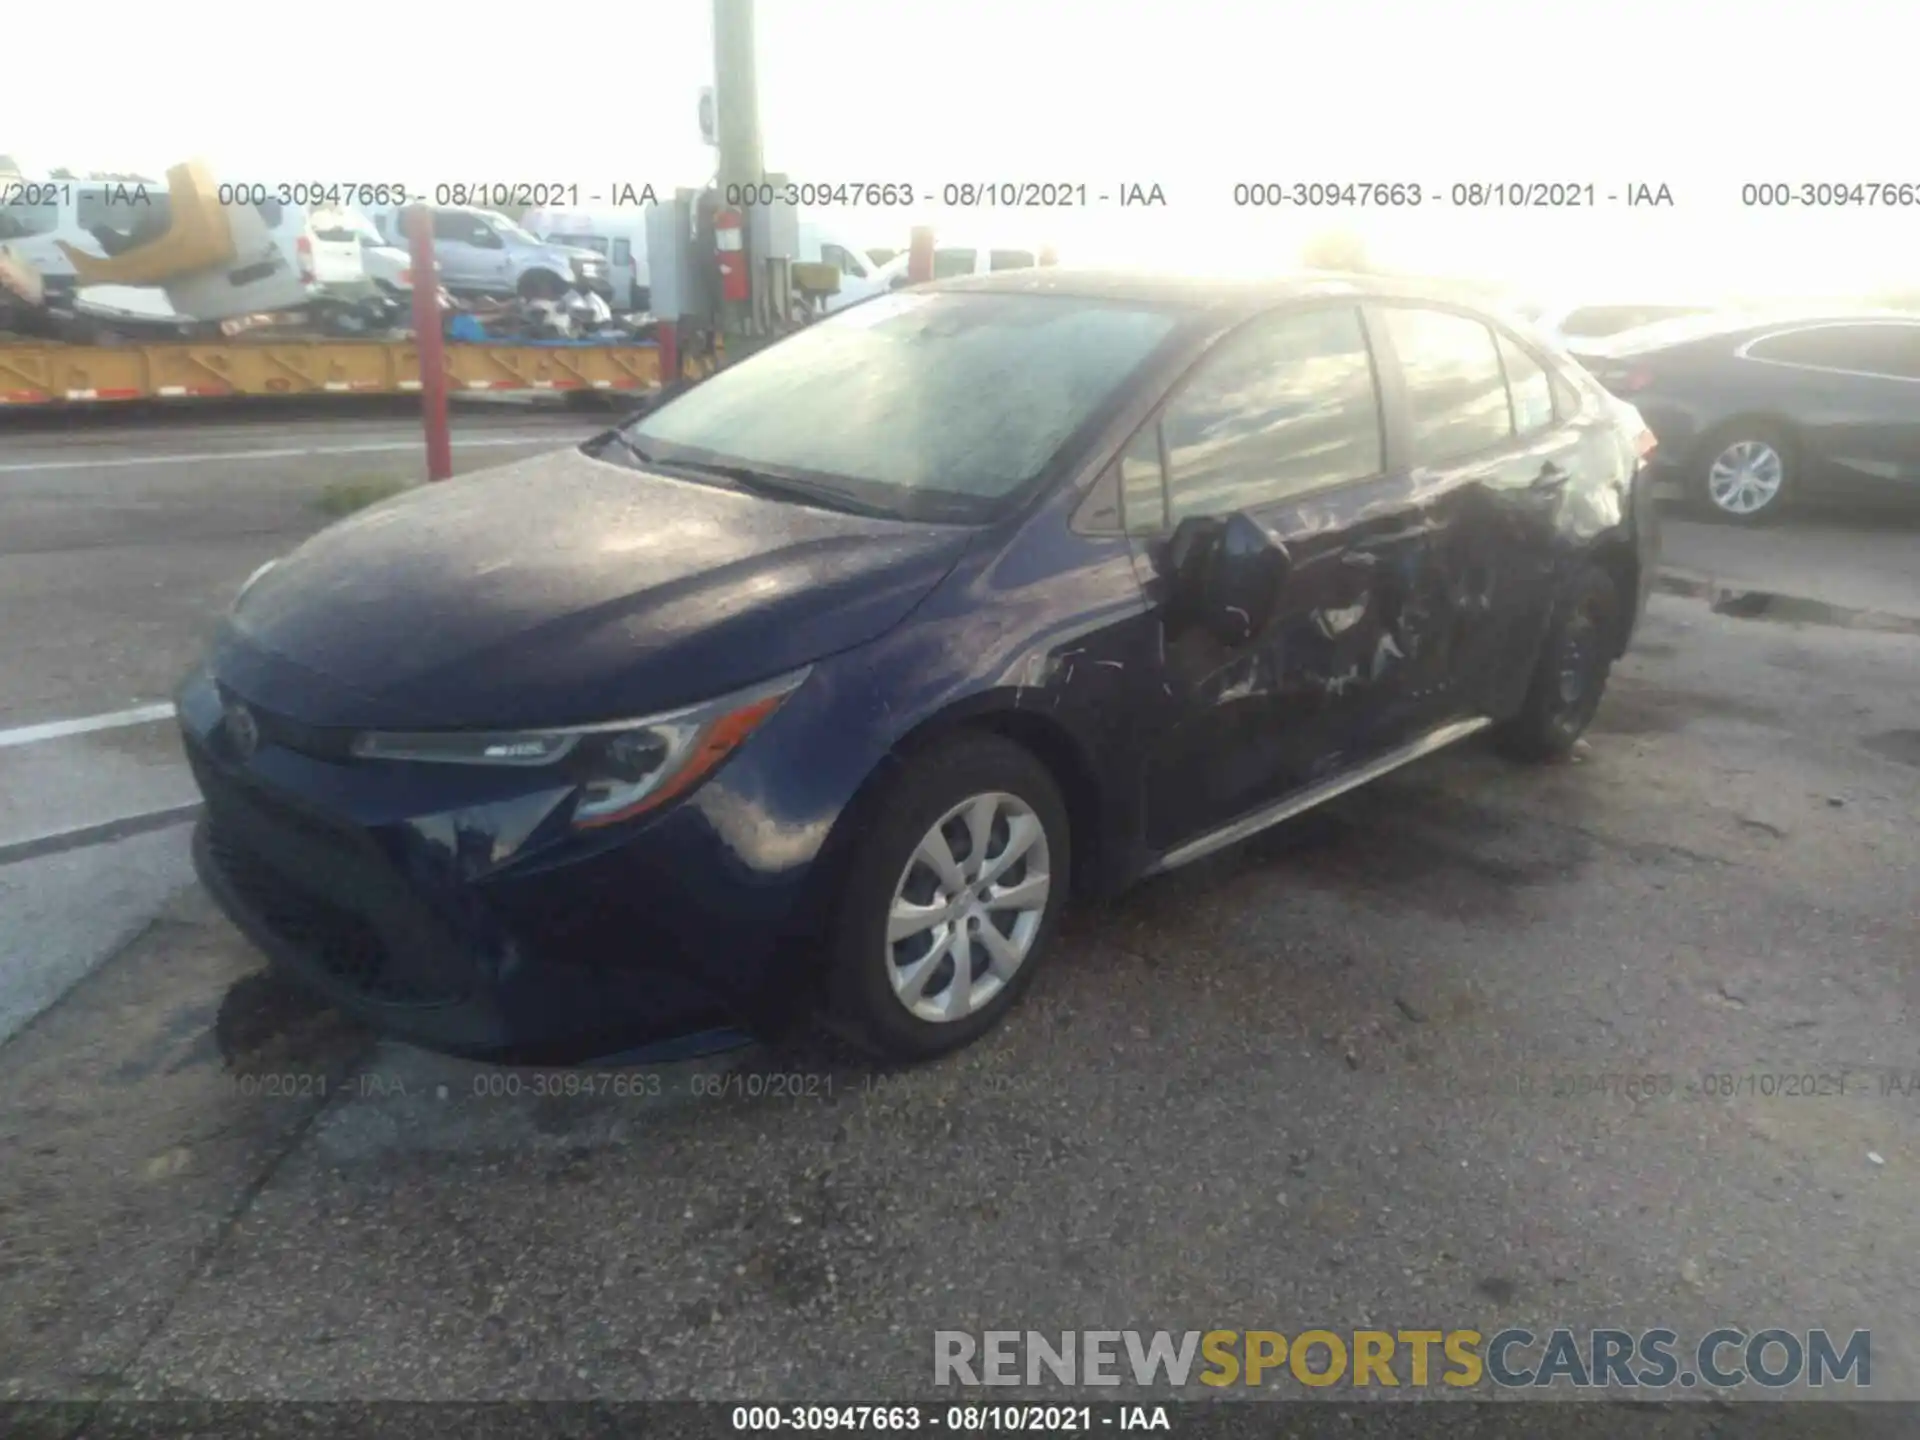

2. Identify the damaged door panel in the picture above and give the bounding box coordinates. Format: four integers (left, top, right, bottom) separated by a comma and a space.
1126, 301, 1439, 850
1367, 303, 1605, 724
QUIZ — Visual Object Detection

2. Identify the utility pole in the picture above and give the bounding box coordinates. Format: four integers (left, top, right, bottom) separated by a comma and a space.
712, 0, 765, 355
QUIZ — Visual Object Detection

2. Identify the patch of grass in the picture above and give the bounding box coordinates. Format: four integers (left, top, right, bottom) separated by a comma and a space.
312, 474, 411, 517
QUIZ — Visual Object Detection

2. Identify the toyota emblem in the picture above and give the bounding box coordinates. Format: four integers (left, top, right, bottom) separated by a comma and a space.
226, 703, 260, 759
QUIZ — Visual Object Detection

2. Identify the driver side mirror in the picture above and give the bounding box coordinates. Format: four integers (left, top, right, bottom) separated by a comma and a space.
1166, 511, 1291, 645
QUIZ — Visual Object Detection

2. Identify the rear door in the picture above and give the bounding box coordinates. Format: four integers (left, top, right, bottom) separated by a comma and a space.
431, 209, 507, 291
1128, 301, 1441, 850
1367, 303, 1581, 727
305, 206, 370, 285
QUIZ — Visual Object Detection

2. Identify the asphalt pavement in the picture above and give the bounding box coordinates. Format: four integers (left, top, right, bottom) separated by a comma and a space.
0, 409, 1916, 1410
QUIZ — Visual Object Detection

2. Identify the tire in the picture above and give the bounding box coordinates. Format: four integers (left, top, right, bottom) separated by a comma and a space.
1691, 420, 1796, 524
517, 269, 568, 302
825, 734, 1071, 1061
1493, 564, 1622, 763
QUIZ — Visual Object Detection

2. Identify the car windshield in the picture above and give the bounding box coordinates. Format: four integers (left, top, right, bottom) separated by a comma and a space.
621, 292, 1182, 521
488, 214, 541, 245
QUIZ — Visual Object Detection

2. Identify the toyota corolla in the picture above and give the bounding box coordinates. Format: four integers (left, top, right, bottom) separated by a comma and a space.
178, 270, 1658, 1065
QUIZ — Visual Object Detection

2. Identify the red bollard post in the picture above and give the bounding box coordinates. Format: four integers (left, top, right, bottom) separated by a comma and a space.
907, 226, 934, 285
657, 319, 679, 390
403, 205, 453, 482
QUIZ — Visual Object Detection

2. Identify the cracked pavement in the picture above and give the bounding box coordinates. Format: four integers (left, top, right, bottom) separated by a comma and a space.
3, 588, 1916, 1407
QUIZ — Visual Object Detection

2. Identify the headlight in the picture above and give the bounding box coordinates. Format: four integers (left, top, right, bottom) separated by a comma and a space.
349, 667, 810, 828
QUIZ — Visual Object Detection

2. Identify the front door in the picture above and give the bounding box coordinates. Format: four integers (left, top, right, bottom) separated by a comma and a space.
1129, 302, 1439, 852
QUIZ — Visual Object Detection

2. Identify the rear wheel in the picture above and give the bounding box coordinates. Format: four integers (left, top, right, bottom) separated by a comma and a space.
1494, 564, 1622, 762
1694, 421, 1796, 523
825, 735, 1070, 1061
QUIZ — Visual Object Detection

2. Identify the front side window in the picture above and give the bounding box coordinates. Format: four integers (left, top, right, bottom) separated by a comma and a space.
1161, 305, 1383, 521
1381, 307, 1514, 466
1118, 425, 1168, 535
624, 291, 1182, 521
820, 243, 864, 277
990, 250, 1037, 272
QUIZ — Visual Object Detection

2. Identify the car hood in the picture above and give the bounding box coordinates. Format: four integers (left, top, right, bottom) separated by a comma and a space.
212, 445, 974, 728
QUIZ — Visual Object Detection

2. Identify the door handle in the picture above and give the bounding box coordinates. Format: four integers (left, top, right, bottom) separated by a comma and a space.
1533, 462, 1571, 491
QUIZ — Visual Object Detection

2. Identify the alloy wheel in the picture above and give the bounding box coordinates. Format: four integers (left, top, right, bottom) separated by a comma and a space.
1706, 439, 1785, 516
885, 792, 1052, 1024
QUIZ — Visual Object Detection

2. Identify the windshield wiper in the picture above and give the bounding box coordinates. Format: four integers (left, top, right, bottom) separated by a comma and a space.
654, 457, 895, 518
591, 429, 657, 466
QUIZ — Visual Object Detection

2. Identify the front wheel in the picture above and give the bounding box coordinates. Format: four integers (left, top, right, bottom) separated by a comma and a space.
825, 735, 1070, 1061
517, 269, 569, 302
1493, 565, 1622, 763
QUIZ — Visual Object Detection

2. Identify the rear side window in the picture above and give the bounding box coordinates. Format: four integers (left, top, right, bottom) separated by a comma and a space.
990, 250, 1036, 272
1162, 305, 1383, 520
611, 237, 632, 265
1497, 333, 1555, 434
1380, 307, 1514, 465
254, 199, 285, 229
1747, 323, 1920, 379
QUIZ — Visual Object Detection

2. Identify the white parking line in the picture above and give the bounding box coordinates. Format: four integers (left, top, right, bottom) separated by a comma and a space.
0, 702, 178, 749
0, 434, 570, 475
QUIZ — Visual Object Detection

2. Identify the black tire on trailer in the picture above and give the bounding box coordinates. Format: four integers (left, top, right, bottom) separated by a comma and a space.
517, 269, 569, 302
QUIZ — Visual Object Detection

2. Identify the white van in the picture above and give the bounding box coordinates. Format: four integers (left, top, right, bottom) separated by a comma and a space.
306, 205, 413, 295
228, 192, 372, 292
521, 207, 890, 315
873, 242, 1048, 293
0, 178, 318, 321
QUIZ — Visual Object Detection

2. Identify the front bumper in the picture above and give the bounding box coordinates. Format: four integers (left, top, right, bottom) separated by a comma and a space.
177, 668, 848, 1064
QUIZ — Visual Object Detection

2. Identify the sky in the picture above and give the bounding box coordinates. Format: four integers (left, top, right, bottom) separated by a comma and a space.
8, 0, 1915, 298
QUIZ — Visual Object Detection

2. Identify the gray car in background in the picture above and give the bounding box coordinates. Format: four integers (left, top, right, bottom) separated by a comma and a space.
371, 204, 611, 302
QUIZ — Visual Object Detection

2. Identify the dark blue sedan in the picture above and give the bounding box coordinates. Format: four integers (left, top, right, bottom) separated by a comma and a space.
178, 270, 1658, 1064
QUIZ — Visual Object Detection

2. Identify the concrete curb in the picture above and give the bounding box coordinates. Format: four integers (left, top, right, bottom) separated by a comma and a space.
1655, 564, 1920, 636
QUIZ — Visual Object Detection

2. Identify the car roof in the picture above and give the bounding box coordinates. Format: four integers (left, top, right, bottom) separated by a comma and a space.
918, 267, 1504, 314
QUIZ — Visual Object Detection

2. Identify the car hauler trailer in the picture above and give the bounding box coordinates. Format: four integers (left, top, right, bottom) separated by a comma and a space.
0, 335, 714, 407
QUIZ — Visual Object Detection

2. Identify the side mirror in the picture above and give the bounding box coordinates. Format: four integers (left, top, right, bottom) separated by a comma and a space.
1166, 511, 1290, 644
